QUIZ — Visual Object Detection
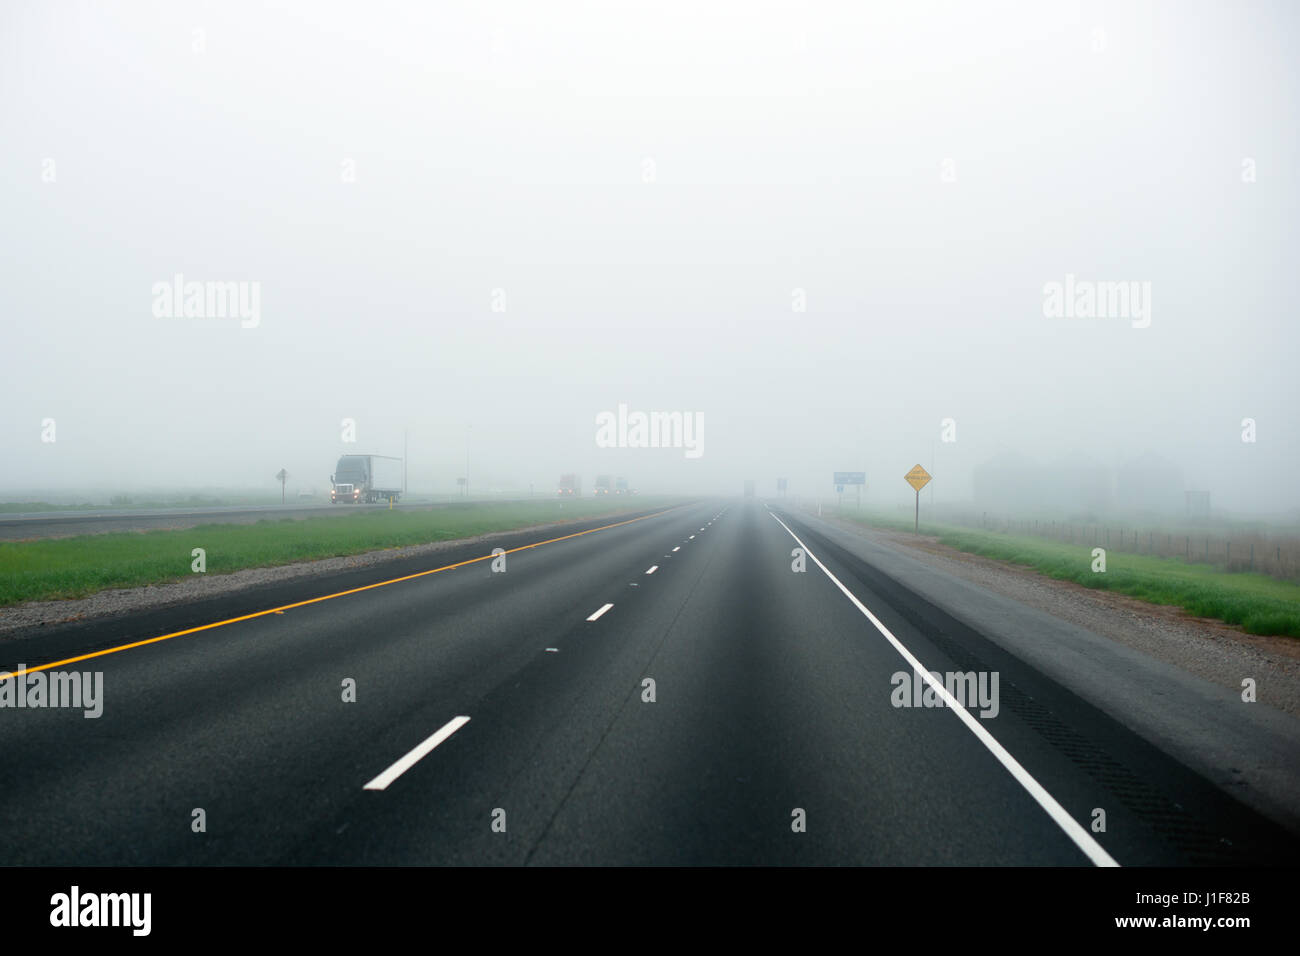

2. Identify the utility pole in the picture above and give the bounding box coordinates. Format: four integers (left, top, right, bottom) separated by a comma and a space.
403, 429, 408, 496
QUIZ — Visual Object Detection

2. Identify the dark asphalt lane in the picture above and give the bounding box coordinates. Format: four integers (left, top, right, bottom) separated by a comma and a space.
0, 499, 1295, 865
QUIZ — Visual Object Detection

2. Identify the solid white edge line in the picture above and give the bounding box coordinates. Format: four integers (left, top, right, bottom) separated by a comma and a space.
587, 602, 614, 621
768, 512, 1119, 868
672, 546, 680, 552
363, 716, 471, 791
646, 566, 658, 574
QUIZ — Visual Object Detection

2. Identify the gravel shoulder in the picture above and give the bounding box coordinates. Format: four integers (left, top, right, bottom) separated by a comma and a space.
793, 508, 1300, 834
830, 515, 1300, 718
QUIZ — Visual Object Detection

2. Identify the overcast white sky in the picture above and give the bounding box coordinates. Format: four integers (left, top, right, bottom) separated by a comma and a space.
2, 0, 1297, 513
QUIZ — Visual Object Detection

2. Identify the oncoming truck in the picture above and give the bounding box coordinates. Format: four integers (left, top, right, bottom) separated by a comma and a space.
331, 454, 403, 504
557, 473, 581, 497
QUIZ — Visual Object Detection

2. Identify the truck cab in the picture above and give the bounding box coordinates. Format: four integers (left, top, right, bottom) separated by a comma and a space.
331, 480, 360, 504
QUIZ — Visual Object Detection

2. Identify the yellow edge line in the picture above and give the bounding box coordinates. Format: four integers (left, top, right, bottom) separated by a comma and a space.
0, 507, 679, 682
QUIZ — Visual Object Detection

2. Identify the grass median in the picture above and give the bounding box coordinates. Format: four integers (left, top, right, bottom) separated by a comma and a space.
826, 508, 1300, 638
0, 497, 680, 608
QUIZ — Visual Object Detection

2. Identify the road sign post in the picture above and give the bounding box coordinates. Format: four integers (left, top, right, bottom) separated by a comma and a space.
904, 464, 932, 533
275, 468, 288, 505
833, 472, 865, 512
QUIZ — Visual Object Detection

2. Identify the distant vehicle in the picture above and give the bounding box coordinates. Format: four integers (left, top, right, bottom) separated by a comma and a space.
615, 477, 630, 495
331, 454, 403, 504
594, 475, 613, 496
297, 490, 314, 500
744, 480, 756, 497
557, 473, 581, 497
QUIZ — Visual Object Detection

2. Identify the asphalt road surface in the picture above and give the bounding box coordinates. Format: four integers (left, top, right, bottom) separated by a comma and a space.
1, 498, 1296, 865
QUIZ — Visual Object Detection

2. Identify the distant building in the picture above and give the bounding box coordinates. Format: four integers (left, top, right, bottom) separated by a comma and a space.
972, 452, 1039, 512
972, 453, 1111, 515
973, 451, 1189, 518
1115, 453, 1183, 515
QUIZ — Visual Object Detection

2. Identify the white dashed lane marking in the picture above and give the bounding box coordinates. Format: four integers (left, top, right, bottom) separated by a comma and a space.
363, 716, 471, 791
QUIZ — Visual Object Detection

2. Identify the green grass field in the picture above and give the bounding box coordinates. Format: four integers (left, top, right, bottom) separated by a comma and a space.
0, 498, 678, 608
825, 507, 1300, 638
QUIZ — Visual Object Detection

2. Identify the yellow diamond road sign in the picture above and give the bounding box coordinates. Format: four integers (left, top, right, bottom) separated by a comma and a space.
905, 464, 932, 492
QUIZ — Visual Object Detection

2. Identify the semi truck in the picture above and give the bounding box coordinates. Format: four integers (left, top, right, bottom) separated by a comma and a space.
331, 454, 403, 504
615, 477, 630, 495
594, 475, 613, 496
557, 473, 581, 497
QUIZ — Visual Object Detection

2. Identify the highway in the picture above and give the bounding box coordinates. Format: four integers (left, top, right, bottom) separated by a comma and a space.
0, 499, 524, 540
0, 498, 1296, 866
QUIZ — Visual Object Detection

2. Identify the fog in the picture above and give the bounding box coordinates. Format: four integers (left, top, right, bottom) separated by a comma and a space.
3, 0, 1297, 516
